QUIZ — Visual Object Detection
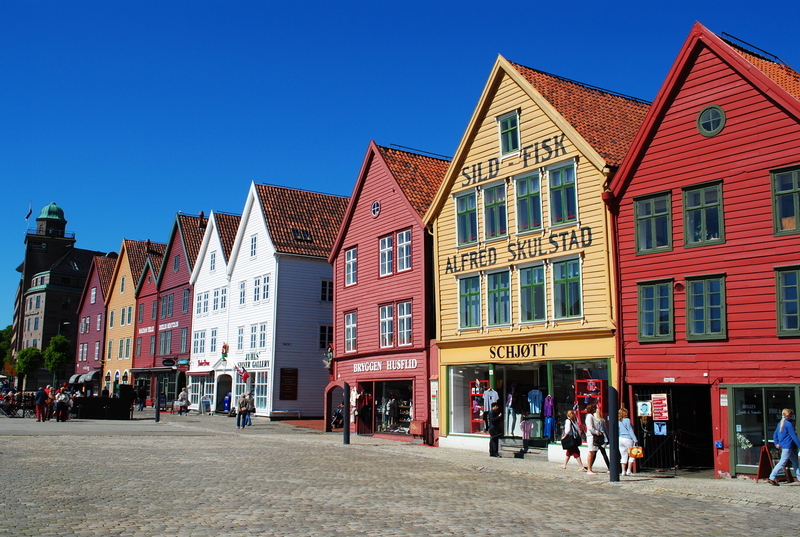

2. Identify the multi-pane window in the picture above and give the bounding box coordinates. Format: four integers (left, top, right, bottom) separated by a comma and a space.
35, 296, 41, 309
254, 277, 261, 302
237, 326, 244, 351
159, 331, 172, 355
97, 313, 102, 331
183, 289, 189, 313
192, 331, 199, 354
198, 330, 205, 354
250, 235, 257, 257
162, 296, 168, 319
777, 268, 800, 336
684, 183, 723, 246
319, 325, 333, 349
638, 281, 673, 341
259, 324, 267, 348
138, 304, 144, 323
380, 305, 394, 348
250, 325, 257, 349
397, 231, 411, 272
210, 329, 217, 353
120, 307, 126, 326
459, 276, 481, 329
239, 281, 246, 305
380, 236, 393, 276
254, 371, 268, 410
484, 184, 507, 239
202, 292, 208, 314
487, 271, 511, 326
152, 300, 157, 320
91, 287, 96, 304
109, 310, 114, 329
553, 259, 582, 319
457, 193, 478, 246
398, 301, 412, 346
345, 248, 357, 286
549, 164, 577, 226
635, 193, 671, 253
196, 293, 202, 315
95, 341, 100, 360
173, 255, 179, 272
686, 276, 726, 340
210, 251, 216, 272
108, 341, 113, 360
35, 318, 40, 331
517, 174, 542, 232
181, 328, 188, 353
773, 166, 800, 235
520, 265, 545, 322
321, 280, 333, 302
136, 337, 141, 358
220, 288, 227, 310
345, 312, 357, 352
119, 339, 124, 360
498, 111, 519, 155
213, 289, 219, 312
150, 335, 155, 356
121, 276, 125, 293
167, 296, 173, 317
263, 275, 270, 300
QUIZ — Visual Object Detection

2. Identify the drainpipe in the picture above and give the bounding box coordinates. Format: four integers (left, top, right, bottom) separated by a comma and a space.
601, 187, 625, 402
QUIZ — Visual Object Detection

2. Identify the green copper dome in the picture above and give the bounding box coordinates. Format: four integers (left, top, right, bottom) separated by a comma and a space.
37, 202, 66, 222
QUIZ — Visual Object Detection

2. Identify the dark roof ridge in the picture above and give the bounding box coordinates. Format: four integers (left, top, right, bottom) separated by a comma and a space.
255, 182, 348, 200
508, 60, 652, 105
377, 144, 452, 163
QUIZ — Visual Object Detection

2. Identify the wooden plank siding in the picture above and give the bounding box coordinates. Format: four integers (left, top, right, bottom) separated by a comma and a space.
74, 259, 107, 378
133, 262, 159, 371
615, 43, 800, 388
157, 229, 194, 371
103, 248, 135, 388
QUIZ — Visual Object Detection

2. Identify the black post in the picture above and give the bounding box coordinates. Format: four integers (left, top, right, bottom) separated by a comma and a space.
609, 386, 620, 482
343, 382, 350, 445
154, 377, 161, 423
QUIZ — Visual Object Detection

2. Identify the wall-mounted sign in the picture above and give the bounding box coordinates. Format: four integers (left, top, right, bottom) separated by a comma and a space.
162, 358, 176, 367
158, 321, 179, 331
654, 422, 667, 435
177, 359, 189, 365
720, 393, 728, 407
353, 359, 418, 373
461, 133, 568, 186
279, 368, 297, 400
198, 360, 210, 367
490, 343, 547, 359
637, 400, 652, 417
652, 393, 669, 421
138, 326, 154, 334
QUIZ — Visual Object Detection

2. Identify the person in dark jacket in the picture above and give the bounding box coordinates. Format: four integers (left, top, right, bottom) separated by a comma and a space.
768, 408, 800, 486
34, 387, 47, 422
488, 401, 503, 458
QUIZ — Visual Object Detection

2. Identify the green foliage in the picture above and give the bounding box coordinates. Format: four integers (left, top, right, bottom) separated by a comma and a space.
0, 325, 12, 370
44, 334, 72, 374
16, 346, 44, 375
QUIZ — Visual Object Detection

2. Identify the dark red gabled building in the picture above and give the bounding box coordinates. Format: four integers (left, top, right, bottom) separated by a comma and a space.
132, 244, 164, 404
73, 253, 117, 394
608, 22, 800, 476
325, 141, 449, 443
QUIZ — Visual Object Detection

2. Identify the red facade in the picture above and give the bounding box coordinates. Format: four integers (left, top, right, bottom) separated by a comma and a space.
610, 23, 800, 476
74, 255, 116, 392
326, 142, 448, 442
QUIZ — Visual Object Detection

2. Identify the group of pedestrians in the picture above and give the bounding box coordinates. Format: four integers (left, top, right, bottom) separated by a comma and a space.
236, 391, 255, 429
561, 405, 639, 475
33, 385, 72, 422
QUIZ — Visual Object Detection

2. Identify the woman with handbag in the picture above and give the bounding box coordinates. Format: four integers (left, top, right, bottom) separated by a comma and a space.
618, 407, 639, 476
584, 403, 609, 475
561, 409, 585, 470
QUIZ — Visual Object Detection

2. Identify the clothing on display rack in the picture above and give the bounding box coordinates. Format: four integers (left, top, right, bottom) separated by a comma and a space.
544, 416, 555, 438
543, 395, 554, 418
483, 389, 499, 412
520, 419, 533, 440
528, 389, 542, 414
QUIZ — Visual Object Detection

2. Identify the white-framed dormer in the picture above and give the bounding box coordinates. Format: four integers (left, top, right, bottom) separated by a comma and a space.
497, 109, 521, 162
545, 157, 579, 232
515, 260, 548, 328
548, 253, 584, 325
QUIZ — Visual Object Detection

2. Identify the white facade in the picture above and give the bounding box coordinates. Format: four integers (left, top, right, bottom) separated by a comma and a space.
188, 211, 234, 412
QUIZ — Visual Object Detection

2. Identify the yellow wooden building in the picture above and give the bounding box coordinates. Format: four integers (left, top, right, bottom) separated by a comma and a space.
423, 55, 649, 450
102, 239, 165, 395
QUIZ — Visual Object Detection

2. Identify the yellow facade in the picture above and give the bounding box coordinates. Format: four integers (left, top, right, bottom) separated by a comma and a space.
103, 243, 136, 393
424, 57, 618, 439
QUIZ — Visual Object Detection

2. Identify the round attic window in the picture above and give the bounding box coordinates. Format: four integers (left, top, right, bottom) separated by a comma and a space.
371, 201, 380, 218
697, 105, 726, 137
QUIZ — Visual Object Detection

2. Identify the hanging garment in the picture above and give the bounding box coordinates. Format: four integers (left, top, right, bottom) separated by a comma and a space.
520, 419, 533, 440
483, 389, 499, 412
544, 416, 555, 438
543, 395, 554, 418
528, 389, 543, 414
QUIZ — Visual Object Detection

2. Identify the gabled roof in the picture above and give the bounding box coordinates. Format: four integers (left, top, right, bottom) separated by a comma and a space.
215, 212, 241, 262
610, 22, 800, 200
106, 239, 165, 305
155, 213, 208, 288
137, 241, 168, 296
48, 247, 106, 276
254, 183, 348, 258
329, 140, 449, 262
75, 253, 118, 313
423, 54, 650, 225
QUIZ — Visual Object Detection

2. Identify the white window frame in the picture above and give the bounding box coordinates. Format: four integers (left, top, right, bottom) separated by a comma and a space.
379, 236, 393, 276
90, 287, 96, 304
398, 301, 412, 346
210, 329, 217, 353
202, 292, 209, 315
209, 251, 216, 272
259, 323, 267, 348
237, 326, 244, 351
345, 248, 357, 286
196, 293, 202, 315
199, 330, 205, 354
120, 276, 125, 293
97, 313, 102, 331
250, 235, 257, 257
549, 255, 584, 322
193, 331, 200, 354
254, 277, 261, 303
345, 312, 357, 352
397, 230, 411, 272
546, 158, 580, 230
94, 341, 100, 361
263, 274, 270, 300
513, 172, 545, 236
516, 261, 549, 326
250, 325, 257, 349
239, 281, 246, 306
212, 289, 219, 312
220, 288, 227, 310
379, 304, 394, 348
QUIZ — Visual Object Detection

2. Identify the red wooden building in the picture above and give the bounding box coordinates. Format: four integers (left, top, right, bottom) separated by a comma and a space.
326, 142, 449, 443
132, 240, 166, 402
608, 22, 800, 476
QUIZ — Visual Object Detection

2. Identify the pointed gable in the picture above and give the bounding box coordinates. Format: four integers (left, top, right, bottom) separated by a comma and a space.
377, 146, 450, 218
95, 255, 117, 300
215, 212, 241, 262
255, 184, 348, 258
177, 213, 208, 270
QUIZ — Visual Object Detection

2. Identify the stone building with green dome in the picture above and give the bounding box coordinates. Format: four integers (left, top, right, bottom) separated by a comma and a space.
11, 202, 106, 389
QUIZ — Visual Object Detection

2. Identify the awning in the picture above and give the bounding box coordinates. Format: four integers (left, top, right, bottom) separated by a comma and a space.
83, 370, 102, 382
68, 374, 82, 384
187, 371, 212, 377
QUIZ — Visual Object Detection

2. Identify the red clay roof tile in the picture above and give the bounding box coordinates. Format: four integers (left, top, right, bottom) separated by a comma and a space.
509, 61, 651, 167
377, 146, 450, 217
213, 212, 241, 263
125, 239, 166, 283
723, 40, 800, 102
255, 184, 348, 258
95, 255, 117, 300
177, 214, 208, 270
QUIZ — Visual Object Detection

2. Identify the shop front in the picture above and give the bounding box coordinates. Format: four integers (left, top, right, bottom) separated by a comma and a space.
439, 338, 613, 452
329, 353, 431, 442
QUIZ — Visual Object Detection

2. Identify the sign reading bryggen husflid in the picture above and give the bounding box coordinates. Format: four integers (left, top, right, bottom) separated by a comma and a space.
423, 55, 649, 451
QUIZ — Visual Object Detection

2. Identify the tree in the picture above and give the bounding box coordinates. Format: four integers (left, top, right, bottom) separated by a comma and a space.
44, 335, 72, 381
0, 325, 12, 372
16, 346, 44, 390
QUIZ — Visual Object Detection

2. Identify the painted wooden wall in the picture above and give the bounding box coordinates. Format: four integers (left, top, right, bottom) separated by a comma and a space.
75, 260, 105, 376
134, 263, 159, 370
104, 247, 135, 386
158, 229, 194, 365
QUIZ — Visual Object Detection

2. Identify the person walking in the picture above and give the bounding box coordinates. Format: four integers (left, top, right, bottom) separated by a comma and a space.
236, 393, 248, 429
245, 392, 255, 426
178, 387, 189, 416
585, 405, 611, 474
562, 409, 585, 470
34, 386, 47, 422
137, 386, 147, 411
488, 401, 503, 457
768, 408, 800, 486
618, 408, 639, 476
55, 388, 70, 422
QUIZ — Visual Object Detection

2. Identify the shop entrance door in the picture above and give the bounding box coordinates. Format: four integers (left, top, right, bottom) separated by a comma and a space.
216, 374, 232, 412
732, 386, 798, 474
357, 383, 374, 435
633, 385, 714, 471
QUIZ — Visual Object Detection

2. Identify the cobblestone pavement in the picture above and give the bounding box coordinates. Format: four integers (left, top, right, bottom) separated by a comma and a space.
1, 412, 797, 536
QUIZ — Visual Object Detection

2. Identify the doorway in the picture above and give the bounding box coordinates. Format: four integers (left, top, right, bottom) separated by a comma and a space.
216, 374, 232, 412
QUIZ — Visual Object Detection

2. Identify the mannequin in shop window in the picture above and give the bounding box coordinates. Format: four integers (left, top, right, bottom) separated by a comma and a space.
387, 394, 399, 427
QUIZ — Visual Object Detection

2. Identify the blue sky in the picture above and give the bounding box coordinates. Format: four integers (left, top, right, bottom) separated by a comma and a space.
1, 1, 798, 326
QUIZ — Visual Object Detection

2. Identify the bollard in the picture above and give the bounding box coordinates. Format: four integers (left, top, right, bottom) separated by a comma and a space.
343, 382, 350, 445
609, 386, 620, 482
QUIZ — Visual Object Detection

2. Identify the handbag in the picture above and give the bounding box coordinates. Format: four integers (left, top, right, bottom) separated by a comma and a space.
561, 434, 576, 450
629, 445, 644, 459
